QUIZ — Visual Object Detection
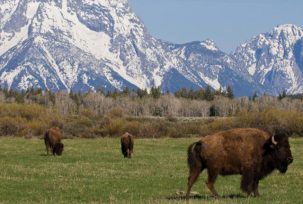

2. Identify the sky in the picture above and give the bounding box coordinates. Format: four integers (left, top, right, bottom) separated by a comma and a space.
128, 0, 303, 53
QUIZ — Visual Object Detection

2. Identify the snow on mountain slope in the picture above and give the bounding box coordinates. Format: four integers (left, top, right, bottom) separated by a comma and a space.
0, 0, 165, 91
234, 24, 303, 95
161, 40, 260, 96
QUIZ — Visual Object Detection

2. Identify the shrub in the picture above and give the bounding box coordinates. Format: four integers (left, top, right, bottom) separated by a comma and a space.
108, 107, 124, 118
235, 109, 303, 135
0, 116, 26, 136
166, 115, 177, 122
106, 118, 125, 136
122, 120, 141, 136
167, 127, 184, 138
80, 108, 96, 119
48, 119, 64, 129
24, 121, 48, 137
63, 116, 95, 138
0, 103, 46, 120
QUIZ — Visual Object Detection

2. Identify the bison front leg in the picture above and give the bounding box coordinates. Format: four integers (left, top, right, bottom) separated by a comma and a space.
52, 147, 56, 156
206, 170, 219, 198
241, 170, 255, 196
252, 180, 260, 197
47, 147, 51, 155
127, 149, 131, 158
45, 144, 51, 155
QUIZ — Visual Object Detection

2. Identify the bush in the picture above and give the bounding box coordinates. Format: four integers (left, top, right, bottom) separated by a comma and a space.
49, 119, 64, 129
106, 118, 125, 136
167, 127, 184, 138
0, 103, 46, 120
108, 107, 124, 118
138, 120, 170, 138
122, 121, 141, 136
235, 109, 303, 136
0, 116, 26, 136
23, 121, 48, 137
64, 116, 95, 138
166, 115, 177, 122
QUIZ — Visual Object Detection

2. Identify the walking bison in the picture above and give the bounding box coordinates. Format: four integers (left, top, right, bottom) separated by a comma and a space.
186, 128, 293, 198
121, 132, 134, 158
44, 127, 64, 156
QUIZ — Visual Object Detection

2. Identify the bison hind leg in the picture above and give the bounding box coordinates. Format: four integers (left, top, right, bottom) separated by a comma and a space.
206, 170, 219, 198
44, 137, 51, 155
186, 167, 202, 199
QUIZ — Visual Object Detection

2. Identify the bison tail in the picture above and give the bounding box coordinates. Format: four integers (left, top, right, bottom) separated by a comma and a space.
187, 141, 203, 172
44, 132, 49, 145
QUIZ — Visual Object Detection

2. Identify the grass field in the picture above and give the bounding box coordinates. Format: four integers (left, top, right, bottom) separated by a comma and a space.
0, 137, 302, 204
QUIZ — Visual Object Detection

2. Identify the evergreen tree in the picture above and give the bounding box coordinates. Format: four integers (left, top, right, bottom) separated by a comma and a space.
150, 87, 161, 99
278, 90, 287, 100
122, 87, 130, 95
205, 85, 214, 101
175, 88, 187, 98
226, 86, 234, 99
137, 88, 148, 98
252, 92, 258, 101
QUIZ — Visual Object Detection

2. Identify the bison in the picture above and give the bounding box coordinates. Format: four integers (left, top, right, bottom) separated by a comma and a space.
44, 127, 64, 156
121, 132, 134, 158
186, 128, 293, 198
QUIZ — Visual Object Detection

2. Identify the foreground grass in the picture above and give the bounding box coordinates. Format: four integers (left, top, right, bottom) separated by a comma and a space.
0, 137, 302, 204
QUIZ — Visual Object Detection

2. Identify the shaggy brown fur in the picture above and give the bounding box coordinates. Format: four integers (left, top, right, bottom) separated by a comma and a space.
186, 128, 293, 199
121, 132, 134, 158
44, 127, 64, 156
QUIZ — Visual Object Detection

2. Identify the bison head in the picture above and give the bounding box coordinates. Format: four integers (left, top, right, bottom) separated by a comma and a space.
263, 134, 293, 173
53, 143, 64, 156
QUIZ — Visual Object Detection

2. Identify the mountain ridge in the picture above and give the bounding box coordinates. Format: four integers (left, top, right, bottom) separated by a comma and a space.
0, 0, 303, 96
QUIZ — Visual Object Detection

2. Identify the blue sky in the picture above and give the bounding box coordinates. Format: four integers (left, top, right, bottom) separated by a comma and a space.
128, 0, 303, 52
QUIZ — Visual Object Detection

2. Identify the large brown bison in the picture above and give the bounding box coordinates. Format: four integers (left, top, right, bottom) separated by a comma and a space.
121, 132, 134, 158
44, 127, 64, 156
186, 128, 293, 198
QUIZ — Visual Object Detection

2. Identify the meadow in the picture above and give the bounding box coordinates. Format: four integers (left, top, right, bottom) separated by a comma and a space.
0, 137, 302, 204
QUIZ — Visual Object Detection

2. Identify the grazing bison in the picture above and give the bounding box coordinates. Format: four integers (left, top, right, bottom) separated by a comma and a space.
44, 127, 64, 156
186, 128, 293, 198
121, 132, 134, 158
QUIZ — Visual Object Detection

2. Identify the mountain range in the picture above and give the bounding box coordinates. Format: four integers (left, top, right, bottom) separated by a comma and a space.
1, 0, 303, 96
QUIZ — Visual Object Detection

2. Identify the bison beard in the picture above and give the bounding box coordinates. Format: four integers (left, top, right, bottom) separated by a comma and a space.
186, 128, 293, 199
53, 143, 64, 156
121, 133, 134, 158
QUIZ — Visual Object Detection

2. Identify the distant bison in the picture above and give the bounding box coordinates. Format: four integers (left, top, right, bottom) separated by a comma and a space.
44, 127, 64, 156
186, 128, 293, 198
121, 132, 134, 158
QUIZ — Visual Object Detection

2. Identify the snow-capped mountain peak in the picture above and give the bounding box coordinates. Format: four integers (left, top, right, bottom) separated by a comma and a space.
273, 24, 303, 37
234, 24, 303, 95
200, 39, 219, 51
1, 0, 303, 96
0, 0, 165, 92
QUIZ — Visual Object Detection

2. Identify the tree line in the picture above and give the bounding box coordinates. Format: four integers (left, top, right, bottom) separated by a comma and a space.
0, 86, 302, 118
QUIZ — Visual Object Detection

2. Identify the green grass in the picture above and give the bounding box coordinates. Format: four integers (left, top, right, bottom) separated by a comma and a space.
0, 137, 302, 204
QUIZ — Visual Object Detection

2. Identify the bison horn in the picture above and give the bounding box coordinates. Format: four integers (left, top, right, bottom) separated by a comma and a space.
272, 135, 278, 145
